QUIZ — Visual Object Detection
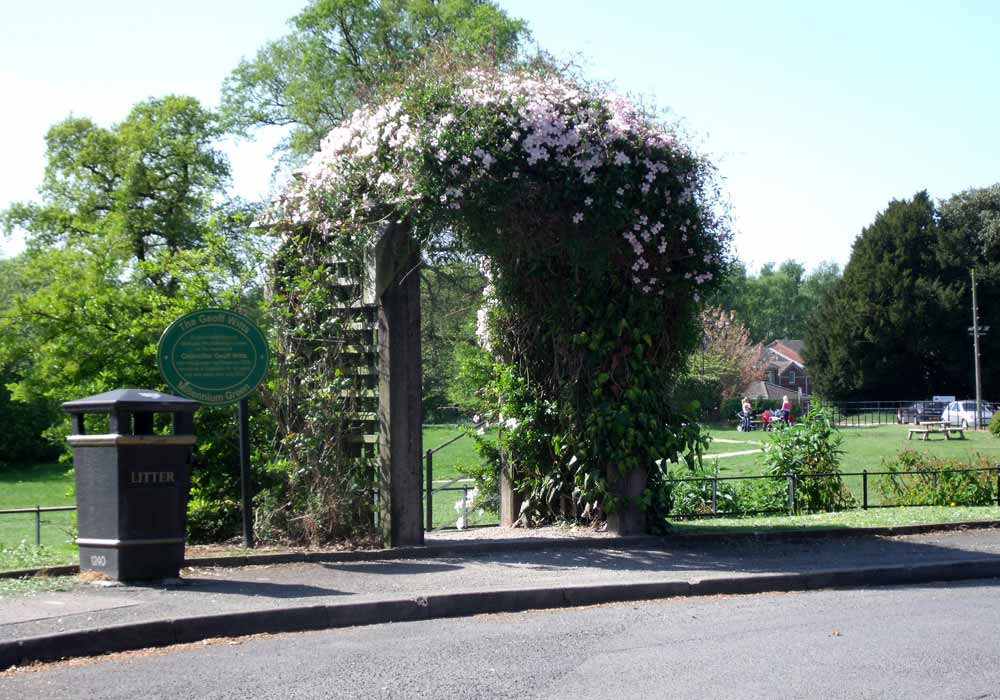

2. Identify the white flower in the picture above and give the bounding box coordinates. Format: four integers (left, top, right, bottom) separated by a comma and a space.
584, 197, 593, 206
572, 212, 584, 224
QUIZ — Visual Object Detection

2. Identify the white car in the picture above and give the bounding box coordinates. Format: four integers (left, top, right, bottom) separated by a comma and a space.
940, 400, 994, 428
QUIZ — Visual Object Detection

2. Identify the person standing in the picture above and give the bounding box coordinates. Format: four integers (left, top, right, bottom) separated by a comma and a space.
781, 395, 793, 424
741, 397, 753, 431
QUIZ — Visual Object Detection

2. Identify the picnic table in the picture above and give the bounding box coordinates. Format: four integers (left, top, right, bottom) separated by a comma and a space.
907, 420, 965, 441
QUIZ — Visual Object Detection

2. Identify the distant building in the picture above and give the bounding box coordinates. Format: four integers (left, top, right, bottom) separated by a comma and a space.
746, 339, 810, 400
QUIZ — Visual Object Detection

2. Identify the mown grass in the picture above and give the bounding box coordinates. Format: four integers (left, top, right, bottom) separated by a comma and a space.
0, 463, 77, 566
701, 423, 1000, 477
669, 505, 1000, 534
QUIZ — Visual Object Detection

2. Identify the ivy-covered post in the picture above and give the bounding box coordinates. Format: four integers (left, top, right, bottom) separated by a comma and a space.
376, 220, 424, 547
606, 466, 648, 536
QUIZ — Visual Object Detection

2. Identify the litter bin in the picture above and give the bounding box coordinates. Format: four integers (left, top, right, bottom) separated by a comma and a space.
63, 389, 200, 580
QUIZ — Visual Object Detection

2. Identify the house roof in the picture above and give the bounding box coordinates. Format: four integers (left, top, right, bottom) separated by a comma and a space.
745, 380, 787, 401
745, 380, 809, 400
766, 358, 794, 374
767, 339, 805, 366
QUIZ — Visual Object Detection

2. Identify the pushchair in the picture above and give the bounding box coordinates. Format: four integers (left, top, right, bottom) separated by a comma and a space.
769, 408, 790, 429
736, 410, 754, 432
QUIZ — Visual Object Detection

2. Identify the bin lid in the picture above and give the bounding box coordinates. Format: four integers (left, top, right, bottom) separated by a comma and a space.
63, 388, 201, 414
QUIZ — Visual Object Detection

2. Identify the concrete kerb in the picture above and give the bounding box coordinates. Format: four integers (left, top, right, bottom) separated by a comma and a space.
4, 519, 1000, 581
4, 557, 1000, 670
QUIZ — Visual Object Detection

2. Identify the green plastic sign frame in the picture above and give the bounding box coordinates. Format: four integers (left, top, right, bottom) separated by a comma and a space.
157, 309, 270, 406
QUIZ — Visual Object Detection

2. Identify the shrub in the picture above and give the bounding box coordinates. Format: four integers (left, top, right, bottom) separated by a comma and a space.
661, 462, 739, 518
876, 450, 997, 507
760, 407, 854, 512
989, 411, 1000, 438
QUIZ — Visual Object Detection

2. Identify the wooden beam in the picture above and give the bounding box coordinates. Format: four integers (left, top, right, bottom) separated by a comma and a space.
376, 221, 424, 547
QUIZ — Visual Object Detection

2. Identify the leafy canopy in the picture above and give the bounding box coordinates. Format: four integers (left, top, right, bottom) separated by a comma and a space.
0, 96, 264, 407
221, 0, 530, 157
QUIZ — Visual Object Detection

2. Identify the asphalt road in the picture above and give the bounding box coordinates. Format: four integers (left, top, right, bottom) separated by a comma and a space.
3, 581, 999, 699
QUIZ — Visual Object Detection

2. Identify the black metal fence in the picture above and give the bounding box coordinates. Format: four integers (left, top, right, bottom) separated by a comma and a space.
665, 466, 1000, 519
424, 423, 498, 530
809, 400, 997, 428
0, 505, 76, 547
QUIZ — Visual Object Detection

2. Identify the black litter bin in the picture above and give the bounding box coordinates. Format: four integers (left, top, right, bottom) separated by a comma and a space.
63, 389, 200, 580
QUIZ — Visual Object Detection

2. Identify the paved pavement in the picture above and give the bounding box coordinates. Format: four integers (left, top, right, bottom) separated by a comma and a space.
3, 525, 1000, 668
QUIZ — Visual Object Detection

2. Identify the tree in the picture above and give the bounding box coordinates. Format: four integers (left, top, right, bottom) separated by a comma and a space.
673, 308, 763, 416
0, 96, 263, 402
221, 0, 530, 158
1, 97, 266, 537
0, 257, 61, 466
806, 191, 981, 400
419, 259, 486, 420
940, 183, 1000, 262
708, 259, 841, 343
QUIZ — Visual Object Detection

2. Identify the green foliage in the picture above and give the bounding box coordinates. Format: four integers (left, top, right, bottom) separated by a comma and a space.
671, 375, 722, 419
708, 259, 841, 344
990, 411, 1000, 437
0, 96, 269, 539
807, 190, 1000, 400
269, 63, 728, 534
760, 407, 854, 512
421, 260, 486, 420
0, 366, 61, 467
876, 450, 997, 507
653, 461, 786, 525
221, 0, 529, 157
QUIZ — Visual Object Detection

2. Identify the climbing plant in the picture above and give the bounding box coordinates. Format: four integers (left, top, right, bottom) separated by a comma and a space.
269, 61, 730, 535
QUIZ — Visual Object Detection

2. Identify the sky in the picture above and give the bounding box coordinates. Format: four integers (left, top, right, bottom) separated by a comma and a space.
2, 1, 998, 272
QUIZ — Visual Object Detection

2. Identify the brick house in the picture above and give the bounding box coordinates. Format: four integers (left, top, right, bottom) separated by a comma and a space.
747, 339, 810, 400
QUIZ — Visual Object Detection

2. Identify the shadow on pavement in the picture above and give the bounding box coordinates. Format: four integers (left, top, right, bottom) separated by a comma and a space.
149, 579, 349, 599
320, 561, 463, 575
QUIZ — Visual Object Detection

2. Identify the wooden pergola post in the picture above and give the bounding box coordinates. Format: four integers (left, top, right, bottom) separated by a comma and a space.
375, 221, 424, 547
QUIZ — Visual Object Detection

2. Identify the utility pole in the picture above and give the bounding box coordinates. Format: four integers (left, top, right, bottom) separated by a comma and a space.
971, 269, 985, 429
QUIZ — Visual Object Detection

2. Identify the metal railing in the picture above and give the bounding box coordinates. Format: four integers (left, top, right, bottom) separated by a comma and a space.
811, 400, 998, 428
665, 466, 1000, 519
424, 421, 497, 530
0, 505, 76, 546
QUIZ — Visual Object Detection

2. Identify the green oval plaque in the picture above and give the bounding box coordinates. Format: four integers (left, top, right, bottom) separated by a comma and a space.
157, 309, 269, 406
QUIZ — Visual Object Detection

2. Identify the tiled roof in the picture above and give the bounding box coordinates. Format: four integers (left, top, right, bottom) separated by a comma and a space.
745, 380, 795, 400
767, 340, 805, 366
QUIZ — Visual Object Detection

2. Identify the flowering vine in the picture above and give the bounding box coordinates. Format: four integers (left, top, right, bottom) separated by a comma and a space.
271, 63, 730, 530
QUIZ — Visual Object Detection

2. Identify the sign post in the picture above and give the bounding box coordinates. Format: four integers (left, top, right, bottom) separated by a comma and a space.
157, 309, 269, 548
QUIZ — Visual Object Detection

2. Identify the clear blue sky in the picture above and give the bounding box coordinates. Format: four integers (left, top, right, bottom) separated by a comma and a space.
2, 1, 998, 272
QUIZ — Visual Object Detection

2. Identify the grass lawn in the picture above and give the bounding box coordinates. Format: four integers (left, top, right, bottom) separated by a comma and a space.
423, 423, 499, 530
669, 506, 1000, 534
0, 463, 77, 569
701, 423, 1000, 477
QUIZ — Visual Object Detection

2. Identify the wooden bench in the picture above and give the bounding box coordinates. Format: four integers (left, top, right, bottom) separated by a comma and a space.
907, 422, 965, 441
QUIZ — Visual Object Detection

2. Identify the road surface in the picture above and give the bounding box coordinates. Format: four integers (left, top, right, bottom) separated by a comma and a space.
3, 580, 998, 699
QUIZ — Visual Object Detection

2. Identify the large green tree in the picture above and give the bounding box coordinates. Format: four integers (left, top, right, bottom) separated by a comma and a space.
708, 259, 841, 343
1, 96, 266, 536
0, 96, 263, 402
221, 0, 529, 157
806, 191, 997, 400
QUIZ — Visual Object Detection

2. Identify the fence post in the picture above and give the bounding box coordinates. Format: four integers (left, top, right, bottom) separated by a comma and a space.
996, 466, 999, 509
863, 470, 868, 510
711, 476, 718, 515
787, 474, 796, 515
35, 506, 41, 546
425, 449, 434, 531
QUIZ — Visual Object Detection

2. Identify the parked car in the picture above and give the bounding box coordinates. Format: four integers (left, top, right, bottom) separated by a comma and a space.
940, 400, 994, 428
896, 401, 946, 424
